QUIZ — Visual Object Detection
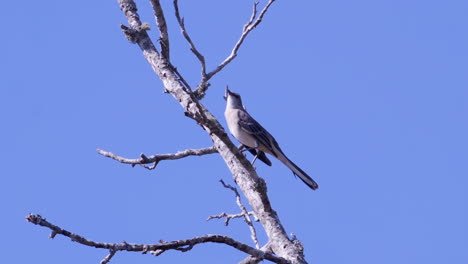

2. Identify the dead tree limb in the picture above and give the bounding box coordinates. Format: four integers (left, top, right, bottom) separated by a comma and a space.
96, 146, 217, 169
220, 179, 260, 249
149, 0, 170, 59
172, 0, 276, 99
100, 249, 116, 264
194, 0, 276, 98
173, 0, 208, 94
207, 211, 256, 225
240, 242, 275, 264
26, 214, 288, 264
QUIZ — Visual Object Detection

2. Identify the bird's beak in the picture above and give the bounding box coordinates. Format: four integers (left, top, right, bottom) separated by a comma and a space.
224, 86, 230, 100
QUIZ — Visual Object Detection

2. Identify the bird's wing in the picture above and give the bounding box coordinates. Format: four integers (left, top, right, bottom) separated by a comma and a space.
237, 110, 277, 156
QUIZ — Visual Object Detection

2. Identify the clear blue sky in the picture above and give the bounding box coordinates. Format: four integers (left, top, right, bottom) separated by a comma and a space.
2, 1, 467, 263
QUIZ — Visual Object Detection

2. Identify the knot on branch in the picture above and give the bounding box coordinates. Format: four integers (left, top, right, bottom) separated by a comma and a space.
291, 234, 305, 255
120, 23, 151, 43
119, 2, 137, 13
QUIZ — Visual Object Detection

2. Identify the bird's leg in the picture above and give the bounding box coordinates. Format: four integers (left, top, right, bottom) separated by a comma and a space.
238, 144, 247, 152
237, 144, 249, 158
251, 154, 259, 166
238, 144, 260, 167
250, 142, 260, 166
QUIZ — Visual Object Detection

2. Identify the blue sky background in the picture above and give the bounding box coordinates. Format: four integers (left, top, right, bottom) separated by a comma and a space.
2, 0, 467, 263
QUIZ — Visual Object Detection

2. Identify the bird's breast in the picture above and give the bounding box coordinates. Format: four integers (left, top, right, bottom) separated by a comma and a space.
225, 109, 258, 148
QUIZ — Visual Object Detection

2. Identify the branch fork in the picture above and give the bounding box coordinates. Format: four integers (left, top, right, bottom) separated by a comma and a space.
172, 0, 276, 99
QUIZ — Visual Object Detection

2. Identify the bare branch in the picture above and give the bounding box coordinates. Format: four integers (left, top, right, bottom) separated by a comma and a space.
149, 0, 170, 59
203, 0, 276, 81
220, 180, 260, 249
118, 0, 156, 51
149, 0, 192, 92
240, 242, 274, 264
168, 63, 192, 91
100, 249, 116, 264
96, 146, 218, 169
173, 0, 208, 93
26, 214, 288, 263
245, 2, 259, 32
207, 211, 256, 226
118, 0, 200, 95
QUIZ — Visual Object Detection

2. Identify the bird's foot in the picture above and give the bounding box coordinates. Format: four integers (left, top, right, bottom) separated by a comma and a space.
238, 144, 247, 152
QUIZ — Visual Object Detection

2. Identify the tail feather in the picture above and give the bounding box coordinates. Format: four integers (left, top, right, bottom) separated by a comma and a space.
279, 155, 318, 190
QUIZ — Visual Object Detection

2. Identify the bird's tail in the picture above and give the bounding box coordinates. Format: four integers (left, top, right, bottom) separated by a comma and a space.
278, 154, 318, 190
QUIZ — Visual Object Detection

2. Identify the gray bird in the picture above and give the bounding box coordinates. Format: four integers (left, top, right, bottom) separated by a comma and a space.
224, 87, 318, 190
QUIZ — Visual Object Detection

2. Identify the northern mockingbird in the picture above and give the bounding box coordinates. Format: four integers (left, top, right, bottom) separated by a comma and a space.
224, 87, 318, 190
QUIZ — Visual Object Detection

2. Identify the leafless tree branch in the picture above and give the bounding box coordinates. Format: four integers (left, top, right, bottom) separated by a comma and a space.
118, 0, 197, 96
192, 0, 275, 98
147, 1, 193, 90
168, 63, 193, 91
149, 0, 170, 59
246, 2, 260, 31
96, 146, 217, 169
240, 242, 274, 264
173, 0, 208, 94
220, 180, 260, 248
100, 249, 116, 264
207, 211, 256, 225
26, 214, 288, 263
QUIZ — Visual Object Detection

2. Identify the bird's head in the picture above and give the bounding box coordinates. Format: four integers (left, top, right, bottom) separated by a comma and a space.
224, 86, 244, 109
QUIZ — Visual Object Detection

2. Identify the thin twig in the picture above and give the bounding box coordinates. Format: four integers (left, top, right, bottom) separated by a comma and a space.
100, 249, 116, 264
96, 146, 218, 169
26, 214, 287, 263
168, 62, 192, 91
207, 211, 256, 226
203, 0, 276, 81
245, 2, 259, 32
193, 0, 276, 98
149, 0, 193, 91
173, 0, 207, 85
220, 180, 260, 249
149, 0, 170, 59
